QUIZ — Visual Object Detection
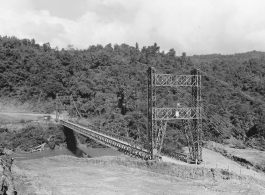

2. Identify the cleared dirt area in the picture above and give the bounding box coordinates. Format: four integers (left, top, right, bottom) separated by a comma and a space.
204, 141, 265, 173
9, 155, 265, 195
202, 148, 265, 180
163, 148, 265, 181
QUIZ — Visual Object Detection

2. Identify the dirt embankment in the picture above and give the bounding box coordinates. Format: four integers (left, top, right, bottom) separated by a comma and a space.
11, 155, 265, 195
204, 141, 265, 172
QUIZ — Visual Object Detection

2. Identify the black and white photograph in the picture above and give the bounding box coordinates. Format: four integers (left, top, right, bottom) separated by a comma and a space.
0, 0, 265, 194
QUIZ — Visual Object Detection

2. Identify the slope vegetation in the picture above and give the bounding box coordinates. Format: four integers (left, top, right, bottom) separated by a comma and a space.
1, 36, 265, 155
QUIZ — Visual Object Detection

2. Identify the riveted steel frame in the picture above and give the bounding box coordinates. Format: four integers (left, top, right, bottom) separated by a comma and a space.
154, 74, 198, 86
147, 67, 202, 162
191, 69, 202, 163
147, 67, 156, 158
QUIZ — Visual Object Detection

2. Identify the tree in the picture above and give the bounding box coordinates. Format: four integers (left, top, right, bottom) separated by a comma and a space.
67, 44, 75, 51
43, 43, 51, 52
135, 42, 139, 50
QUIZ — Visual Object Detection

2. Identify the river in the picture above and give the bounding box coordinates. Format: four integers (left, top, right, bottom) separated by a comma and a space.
14, 146, 122, 161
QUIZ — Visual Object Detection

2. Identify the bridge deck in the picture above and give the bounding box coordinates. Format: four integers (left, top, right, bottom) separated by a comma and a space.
60, 119, 188, 162
60, 119, 150, 159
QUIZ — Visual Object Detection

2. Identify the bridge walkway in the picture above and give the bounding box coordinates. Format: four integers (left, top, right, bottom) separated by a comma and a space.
60, 119, 150, 159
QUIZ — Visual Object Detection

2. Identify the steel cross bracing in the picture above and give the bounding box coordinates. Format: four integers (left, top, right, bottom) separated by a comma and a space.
118, 87, 138, 112
155, 107, 200, 120
154, 74, 198, 86
147, 67, 202, 163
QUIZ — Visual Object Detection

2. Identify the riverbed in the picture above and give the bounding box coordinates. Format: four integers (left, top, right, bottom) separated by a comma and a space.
13, 146, 122, 161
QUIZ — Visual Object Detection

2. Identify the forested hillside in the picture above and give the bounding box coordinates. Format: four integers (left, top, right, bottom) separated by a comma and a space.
1, 36, 265, 154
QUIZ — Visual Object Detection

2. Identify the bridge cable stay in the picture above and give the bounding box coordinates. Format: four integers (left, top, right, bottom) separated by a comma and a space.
203, 98, 251, 139
167, 67, 248, 157
56, 94, 66, 121
71, 96, 83, 119
198, 69, 265, 106
206, 107, 249, 140
192, 61, 265, 108
116, 84, 145, 145
202, 109, 250, 145
194, 68, 259, 139
56, 93, 148, 156
56, 94, 81, 121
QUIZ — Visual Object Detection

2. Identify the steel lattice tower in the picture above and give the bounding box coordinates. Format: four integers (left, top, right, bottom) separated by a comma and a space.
147, 67, 202, 163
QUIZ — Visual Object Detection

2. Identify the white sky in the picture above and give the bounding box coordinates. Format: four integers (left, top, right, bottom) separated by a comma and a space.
0, 0, 265, 55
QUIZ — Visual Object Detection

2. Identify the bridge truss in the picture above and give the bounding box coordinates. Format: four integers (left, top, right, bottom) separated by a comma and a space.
55, 94, 151, 159
147, 67, 202, 163
117, 86, 138, 115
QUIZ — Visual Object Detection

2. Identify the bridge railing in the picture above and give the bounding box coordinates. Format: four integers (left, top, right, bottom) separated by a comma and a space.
68, 120, 146, 151
162, 151, 189, 163
61, 120, 150, 159
63, 119, 191, 162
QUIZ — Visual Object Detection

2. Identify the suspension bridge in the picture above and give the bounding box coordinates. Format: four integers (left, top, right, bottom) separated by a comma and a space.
56, 67, 202, 163
55, 66, 260, 163
58, 118, 189, 161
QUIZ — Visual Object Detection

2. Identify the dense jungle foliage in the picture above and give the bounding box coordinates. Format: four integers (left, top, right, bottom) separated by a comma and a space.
0, 124, 65, 151
1, 36, 265, 154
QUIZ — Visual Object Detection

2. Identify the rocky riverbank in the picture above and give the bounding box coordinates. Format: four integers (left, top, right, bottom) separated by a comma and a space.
0, 113, 106, 153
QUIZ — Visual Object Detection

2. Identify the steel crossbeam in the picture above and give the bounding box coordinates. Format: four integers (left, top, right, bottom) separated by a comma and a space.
154, 74, 197, 86
155, 107, 201, 120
